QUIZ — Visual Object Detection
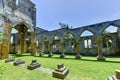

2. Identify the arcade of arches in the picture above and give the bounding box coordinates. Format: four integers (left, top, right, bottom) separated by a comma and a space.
1, 19, 120, 60
0, 21, 35, 59
35, 19, 120, 60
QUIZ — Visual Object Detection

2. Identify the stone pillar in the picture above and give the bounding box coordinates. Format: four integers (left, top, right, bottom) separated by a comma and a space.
1, 21, 12, 59
39, 42, 43, 57
0, 44, 2, 59
60, 40, 65, 58
48, 41, 53, 57
75, 39, 81, 59
20, 33, 27, 54
96, 37, 105, 60
0, 32, 2, 59
30, 32, 36, 56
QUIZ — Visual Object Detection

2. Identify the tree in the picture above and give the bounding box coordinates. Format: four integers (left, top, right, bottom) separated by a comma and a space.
103, 30, 110, 34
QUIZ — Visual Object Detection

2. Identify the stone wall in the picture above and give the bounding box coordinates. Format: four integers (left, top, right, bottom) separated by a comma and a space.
0, 0, 36, 59
35, 19, 120, 56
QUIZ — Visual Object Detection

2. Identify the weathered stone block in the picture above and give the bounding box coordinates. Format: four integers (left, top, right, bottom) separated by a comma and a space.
107, 70, 120, 80
55, 67, 66, 72
53, 68, 69, 79
48, 53, 53, 57
5, 58, 15, 63
75, 54, 81, 59
14, 59, 25, 66
57, 63, 64, 69
52, 63, 69, 79
97, 55, 106, 60
107, 76, 113, 80
116, 70, 120, 79
27, 60, 41, 70
60, 54, 65, 58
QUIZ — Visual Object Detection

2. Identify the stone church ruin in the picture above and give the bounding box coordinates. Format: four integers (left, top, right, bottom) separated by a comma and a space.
0, 0, 120, 60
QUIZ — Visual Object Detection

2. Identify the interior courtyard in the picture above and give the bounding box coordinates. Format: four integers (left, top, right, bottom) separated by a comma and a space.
0, 0, 120, 80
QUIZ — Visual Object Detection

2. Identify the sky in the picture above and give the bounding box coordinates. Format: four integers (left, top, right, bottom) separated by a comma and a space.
31, 0, 120, 31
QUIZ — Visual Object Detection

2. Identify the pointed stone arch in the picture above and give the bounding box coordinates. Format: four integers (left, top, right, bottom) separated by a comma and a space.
79, 29, 95, 37
63, 32, 75, 40
100, 25, 118, 35
63, 32, 76, 55
52, 34, 61, 41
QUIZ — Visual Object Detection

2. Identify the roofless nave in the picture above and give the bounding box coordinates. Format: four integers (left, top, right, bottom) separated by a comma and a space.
0, 0, 120, 60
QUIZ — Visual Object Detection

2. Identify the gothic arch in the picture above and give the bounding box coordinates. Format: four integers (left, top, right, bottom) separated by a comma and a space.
63, 32, 75, 40
99, 24, 118, 35
52, 34, 61, 41
10, 22, 35, 54
78, 28, 96, 37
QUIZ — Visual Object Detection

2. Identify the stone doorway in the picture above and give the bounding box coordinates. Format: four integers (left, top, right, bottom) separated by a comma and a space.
0, 22, 35, 59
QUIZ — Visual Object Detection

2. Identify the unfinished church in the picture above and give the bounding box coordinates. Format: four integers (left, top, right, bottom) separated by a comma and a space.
0, 0, 120, 60
35, 19, 120, 60
0, 0, 36, 59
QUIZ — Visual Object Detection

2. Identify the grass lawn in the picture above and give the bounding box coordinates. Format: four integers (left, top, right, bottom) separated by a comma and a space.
0, 54, 120, 80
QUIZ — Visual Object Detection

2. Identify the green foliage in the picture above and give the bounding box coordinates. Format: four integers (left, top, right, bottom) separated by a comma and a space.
0, 54, 120, 80
53, 36, 60, 40
103, 30, 110, 34
64, 33, 74, 40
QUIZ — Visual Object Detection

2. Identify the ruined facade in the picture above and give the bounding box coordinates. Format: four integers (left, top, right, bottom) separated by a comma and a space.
1, 0, 120, 60
0, 0, 36, 59
35, 19, 120, 60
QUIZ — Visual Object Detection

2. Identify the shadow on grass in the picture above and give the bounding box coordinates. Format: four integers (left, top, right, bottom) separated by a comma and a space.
35, 55, 120, 64
11, 54, 120, 64
80, 59, 120, 63
10, 54, 32, 58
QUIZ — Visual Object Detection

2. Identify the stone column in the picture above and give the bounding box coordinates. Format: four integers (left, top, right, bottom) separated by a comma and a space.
20, 33, 27, 54
0, 44, 1, 59
1, 21, 12, 59
0, 34, 2, 59
75, 39, 81, 59
48, 41, 53, 57
96, 37, 105, 60
60, 40, 65, 58
39, 42, 43, 57
30, 32, 36, 56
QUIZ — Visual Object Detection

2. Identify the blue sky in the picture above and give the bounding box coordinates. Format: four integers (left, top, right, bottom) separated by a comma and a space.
31, 0, 120, 31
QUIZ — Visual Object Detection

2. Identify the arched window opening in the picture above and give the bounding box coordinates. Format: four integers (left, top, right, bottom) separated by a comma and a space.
103, 36, 113, 48
16, 0, 19, 5
53, 35, 60, 41
36, 40, 39, 48
64, 32, 75, 48
11, 28, 18, 44
84, 40, 87, 48
102, 25, 116, 48
11, 28, 18, 34
43, 36, 48, 41
53, 44, 56, 49
71, 42, 75, 49
10, 36, 13, 44
88, 39, 92, 48
81, 30, 93, 37
103, 25, 118, 34
84, 39, 92, 48
64, 32, 74, 40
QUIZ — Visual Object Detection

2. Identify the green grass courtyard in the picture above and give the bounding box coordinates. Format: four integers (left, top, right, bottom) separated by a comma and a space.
0, 54, 120, 80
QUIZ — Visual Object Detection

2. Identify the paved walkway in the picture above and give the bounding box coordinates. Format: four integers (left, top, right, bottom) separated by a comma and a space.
36, 67, 53, 74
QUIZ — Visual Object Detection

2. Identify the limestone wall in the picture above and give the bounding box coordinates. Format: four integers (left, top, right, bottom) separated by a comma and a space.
35, 19, 120, 56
